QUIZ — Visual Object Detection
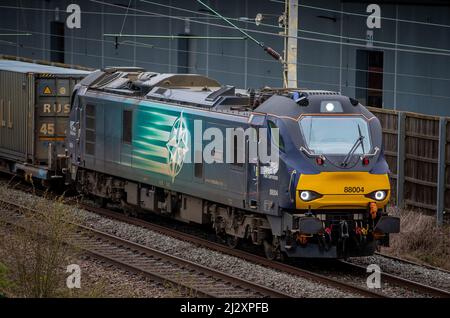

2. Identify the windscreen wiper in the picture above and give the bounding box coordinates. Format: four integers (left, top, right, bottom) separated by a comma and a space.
341, 124, 365, 167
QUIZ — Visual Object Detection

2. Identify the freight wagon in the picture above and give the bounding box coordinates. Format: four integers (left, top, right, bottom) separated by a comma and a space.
0, 59, 90, 183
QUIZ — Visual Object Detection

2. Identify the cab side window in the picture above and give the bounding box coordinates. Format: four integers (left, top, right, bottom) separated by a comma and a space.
268, 120, 285, 152
232, 134, 244, 167
123, 110, 132, 143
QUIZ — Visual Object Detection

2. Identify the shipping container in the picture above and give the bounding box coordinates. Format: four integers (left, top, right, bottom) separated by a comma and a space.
0, 59, 90, 181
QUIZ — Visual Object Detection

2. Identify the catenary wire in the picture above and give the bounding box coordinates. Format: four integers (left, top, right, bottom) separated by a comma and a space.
2, 39, 450, 101
86, 0, 450, 57
2, 25, 450, 83
1, 2, 450, 56
270, 0, 450, 29
139, 0, 450, 54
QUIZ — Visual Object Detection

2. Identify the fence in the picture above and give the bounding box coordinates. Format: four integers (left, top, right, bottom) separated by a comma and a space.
367, 107, 449, 225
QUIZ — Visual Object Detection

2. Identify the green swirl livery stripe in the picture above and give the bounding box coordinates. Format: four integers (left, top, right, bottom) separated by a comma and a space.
131, 103, 190, 179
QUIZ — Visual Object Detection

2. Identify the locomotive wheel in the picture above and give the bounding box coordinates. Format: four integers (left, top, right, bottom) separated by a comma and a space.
264, 238, 287, 261
94, 196, 107, 208
263, 240, 277, 260
121, 200, 138, 217
226, 235, 240, 249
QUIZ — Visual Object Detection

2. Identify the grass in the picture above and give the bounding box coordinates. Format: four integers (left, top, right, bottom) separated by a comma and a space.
0, 184, 108, 297
0, 262, 12, 297
384, 207, 450, 270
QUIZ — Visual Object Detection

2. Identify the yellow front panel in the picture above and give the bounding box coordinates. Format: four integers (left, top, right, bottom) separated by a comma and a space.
296, 172, 390, 209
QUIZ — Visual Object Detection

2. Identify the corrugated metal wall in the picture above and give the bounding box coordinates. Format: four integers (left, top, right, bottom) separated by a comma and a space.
0, 70, 32, 161
0, 0, 449, 116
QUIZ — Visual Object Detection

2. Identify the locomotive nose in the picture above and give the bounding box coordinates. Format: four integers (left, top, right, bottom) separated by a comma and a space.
295, 172, 390, 210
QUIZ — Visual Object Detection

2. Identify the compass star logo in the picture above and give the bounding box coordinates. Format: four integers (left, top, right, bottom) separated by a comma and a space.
166, 113, 189, 180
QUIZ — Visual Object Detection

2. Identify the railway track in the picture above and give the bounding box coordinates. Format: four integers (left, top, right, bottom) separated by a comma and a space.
0, 179, 383, 298
337, 260, 450, 298
3, 177, 449, 298
374, 252, 450, 275
77, 202, 450, 298
77, 203, 386, 298
0, 199, 291, 298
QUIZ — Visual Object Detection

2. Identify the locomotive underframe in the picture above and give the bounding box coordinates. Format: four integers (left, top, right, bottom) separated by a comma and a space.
74, 167, 272, 247
74, 167, 390, 259
280, 211, 385, 258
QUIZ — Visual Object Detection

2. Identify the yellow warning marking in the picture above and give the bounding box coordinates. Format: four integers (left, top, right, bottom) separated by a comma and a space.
43, 86, 52, 94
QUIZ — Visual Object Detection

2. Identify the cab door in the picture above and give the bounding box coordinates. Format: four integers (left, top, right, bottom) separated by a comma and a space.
245, 114, 266, 210
67, 91, 82, 166
246, 140, 259, 209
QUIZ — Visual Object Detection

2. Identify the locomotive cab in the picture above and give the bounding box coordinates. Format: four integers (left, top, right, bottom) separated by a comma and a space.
256, 91, 400, 258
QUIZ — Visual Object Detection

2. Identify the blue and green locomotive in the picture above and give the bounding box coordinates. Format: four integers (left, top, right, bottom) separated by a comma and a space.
67, 67, 399, 259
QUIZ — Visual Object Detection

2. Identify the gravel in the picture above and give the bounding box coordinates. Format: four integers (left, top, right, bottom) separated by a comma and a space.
76, 256, 185, 297
307, 264, 433, 298
0, 181, 450, 297
75, 210, 357, 297
348, 255, 450, 292
0, 184, 357, 298
7, 183, 447, 297
0, 222, 174, 298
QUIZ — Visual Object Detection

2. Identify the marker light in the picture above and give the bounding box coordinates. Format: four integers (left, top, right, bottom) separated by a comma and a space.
362, 157, 370, 165
316, 157, 325, 165
325, 102, 335, 112
300, 191, 311, 201
320, 101, 343, 112
299, 190, 322, 202
365, 190, 388, 201
374, 190, 386, 201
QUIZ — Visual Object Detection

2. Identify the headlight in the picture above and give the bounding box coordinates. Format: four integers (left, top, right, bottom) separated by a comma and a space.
374, 191, 386, 201
300, 191, 311, 201
320, 101, 343, 113
325, 102, 335, 112
366, 190, 387, 201
299, 190, 322, 202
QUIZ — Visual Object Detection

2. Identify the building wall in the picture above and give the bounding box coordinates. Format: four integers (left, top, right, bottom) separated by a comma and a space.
1, 0, 449, 116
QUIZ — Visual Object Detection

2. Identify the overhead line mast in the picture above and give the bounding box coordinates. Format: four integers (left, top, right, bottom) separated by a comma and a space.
283, 0, 298, 88
197, 0, 290, 87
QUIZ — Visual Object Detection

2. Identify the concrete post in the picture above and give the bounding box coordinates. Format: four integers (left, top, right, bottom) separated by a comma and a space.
436, 117, 447, 226
396, 112, 406, 209
285, 0, 298, 88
